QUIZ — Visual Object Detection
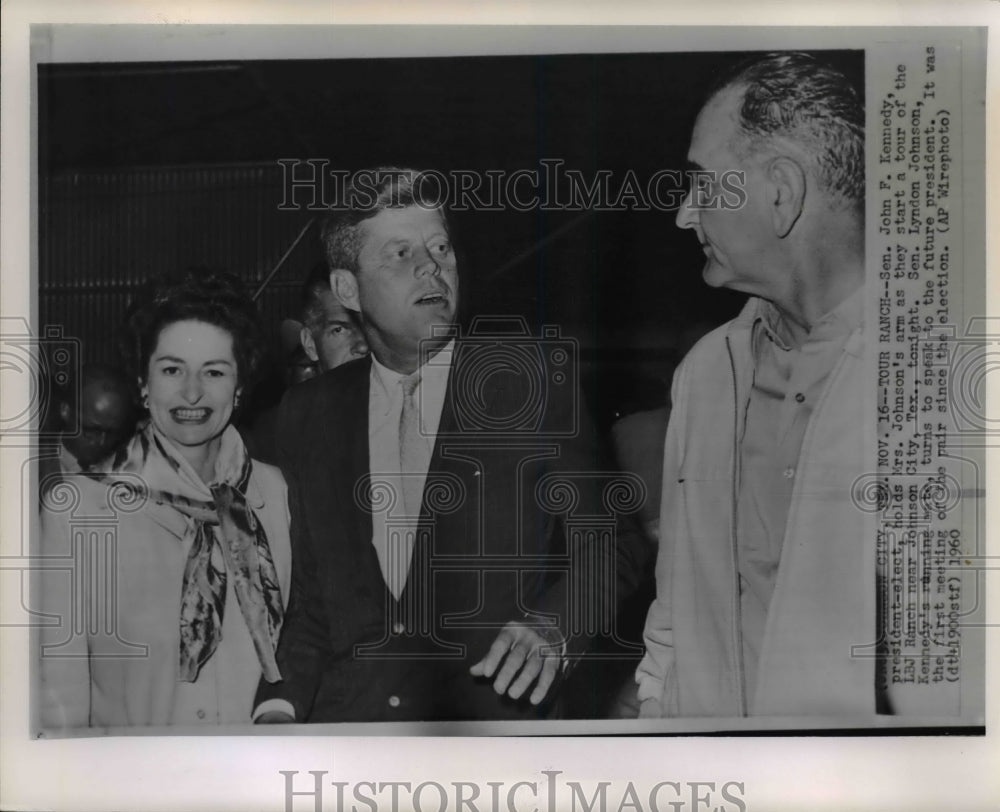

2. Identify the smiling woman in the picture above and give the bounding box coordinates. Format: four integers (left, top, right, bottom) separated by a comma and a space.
144, 320, 241, 480
38, 268, 292, 730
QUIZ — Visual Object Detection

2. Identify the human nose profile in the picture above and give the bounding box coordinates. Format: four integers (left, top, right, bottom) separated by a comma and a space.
675, 187, 699, 230
413, 245, 441, 277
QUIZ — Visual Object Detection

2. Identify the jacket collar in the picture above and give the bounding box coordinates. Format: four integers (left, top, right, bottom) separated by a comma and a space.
317, 355, 374, 548
245, 469, 266, 510
724, 298, 766, 400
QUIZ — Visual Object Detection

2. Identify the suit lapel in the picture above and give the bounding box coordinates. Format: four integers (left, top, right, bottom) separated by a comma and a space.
433, 341, 503, 448
423, 342, 498, 558
315, 358, 375, 563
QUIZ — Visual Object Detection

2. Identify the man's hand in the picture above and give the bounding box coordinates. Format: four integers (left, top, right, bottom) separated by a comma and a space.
255, 711, 295, 724
469, 621, 563, 705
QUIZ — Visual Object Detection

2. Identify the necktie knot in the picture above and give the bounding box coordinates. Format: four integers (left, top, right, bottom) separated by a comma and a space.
400, 371, 421, 399
399, 371, 425, 460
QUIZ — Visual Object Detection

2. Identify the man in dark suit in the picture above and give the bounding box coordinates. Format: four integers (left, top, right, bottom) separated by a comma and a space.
255, 168, 648, 723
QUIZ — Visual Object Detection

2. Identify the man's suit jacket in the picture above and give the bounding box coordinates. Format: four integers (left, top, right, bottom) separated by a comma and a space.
256, 343, 650, 722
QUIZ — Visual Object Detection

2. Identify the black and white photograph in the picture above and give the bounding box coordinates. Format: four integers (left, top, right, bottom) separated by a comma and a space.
1, 5, 995, 812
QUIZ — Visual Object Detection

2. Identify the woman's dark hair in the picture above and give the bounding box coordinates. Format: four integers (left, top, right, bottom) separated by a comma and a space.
119, 267, 268, 395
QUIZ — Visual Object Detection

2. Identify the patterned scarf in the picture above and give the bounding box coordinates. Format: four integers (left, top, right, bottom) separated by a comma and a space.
99, 422, 283, 683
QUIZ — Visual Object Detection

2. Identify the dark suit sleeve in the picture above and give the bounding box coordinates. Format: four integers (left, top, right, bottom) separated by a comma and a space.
254, 387, 332, 720
534, 385, 655, 661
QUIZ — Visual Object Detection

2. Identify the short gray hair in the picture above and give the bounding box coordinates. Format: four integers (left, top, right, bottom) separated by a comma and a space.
713, 52, 864, 208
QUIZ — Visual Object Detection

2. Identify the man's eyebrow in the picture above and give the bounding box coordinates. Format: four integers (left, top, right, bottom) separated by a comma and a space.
379, 237, 410, 252
152, 355, 233, 367
684, 160, 707, 173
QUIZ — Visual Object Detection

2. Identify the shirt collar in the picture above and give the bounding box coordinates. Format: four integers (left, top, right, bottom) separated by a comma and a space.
755, 302, 795, 352
371, 339, 456, 399
420, 338, 455, 396
754, 285, 864, 351
817, 284, 864, 336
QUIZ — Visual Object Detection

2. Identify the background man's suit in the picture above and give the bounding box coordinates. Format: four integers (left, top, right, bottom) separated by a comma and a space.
255, 342, 649, 722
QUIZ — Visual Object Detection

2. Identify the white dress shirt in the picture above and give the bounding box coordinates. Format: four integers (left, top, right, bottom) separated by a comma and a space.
368, 340, 454, 599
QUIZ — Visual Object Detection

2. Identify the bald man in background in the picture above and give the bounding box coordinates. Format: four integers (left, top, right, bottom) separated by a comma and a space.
39, 363, 137, 503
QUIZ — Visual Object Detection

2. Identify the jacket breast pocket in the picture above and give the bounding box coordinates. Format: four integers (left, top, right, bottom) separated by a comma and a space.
675, 459, 731, 485
668, 464, 732, 543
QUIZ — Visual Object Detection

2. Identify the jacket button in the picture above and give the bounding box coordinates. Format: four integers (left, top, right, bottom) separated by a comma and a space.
794, 392, 805, 403
783, 467, 795, 479
196, 709, 206, 720
388, 695, 401, 708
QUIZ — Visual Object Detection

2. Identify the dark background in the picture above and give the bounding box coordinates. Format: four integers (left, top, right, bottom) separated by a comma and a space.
37, 49, 863, 426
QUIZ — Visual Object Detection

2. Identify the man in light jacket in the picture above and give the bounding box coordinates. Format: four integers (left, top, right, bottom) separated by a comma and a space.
636, 53, 876, 717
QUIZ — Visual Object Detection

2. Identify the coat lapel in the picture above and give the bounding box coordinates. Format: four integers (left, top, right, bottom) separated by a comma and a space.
423, 342, 500, 558
433, 341, 503, 446
321, 357, 374, 558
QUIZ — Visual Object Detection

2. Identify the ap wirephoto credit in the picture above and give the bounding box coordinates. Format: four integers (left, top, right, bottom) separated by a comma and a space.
0, 14, 993, 812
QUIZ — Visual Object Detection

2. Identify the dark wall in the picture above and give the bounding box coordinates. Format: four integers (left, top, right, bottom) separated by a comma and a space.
39, 164, 319, 364
38, 49, 864, 426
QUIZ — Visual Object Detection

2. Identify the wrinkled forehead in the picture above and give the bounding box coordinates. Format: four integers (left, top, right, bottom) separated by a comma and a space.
358, 204, 449, 244
316, 287, 353, 322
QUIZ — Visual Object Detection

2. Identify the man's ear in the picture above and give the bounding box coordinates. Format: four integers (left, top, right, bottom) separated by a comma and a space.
767, 156, 806, 238
299, 326, 319, 363
330, 268, 360, 313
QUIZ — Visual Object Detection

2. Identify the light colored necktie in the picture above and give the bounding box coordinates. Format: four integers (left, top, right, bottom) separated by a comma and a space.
388, 371, 429, 599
